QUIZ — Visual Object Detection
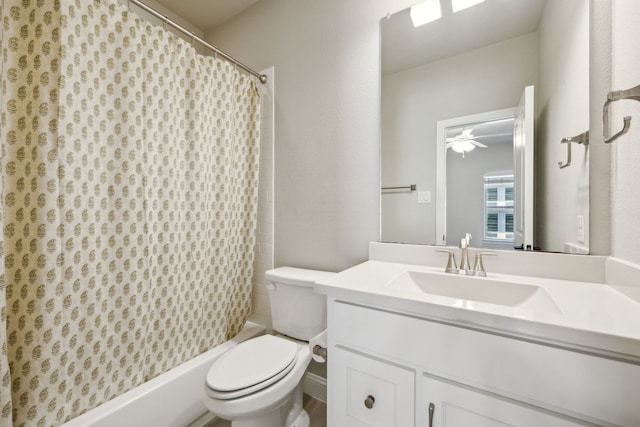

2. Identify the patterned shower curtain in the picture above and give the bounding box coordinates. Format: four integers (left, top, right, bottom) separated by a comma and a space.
0, 0, 261, 425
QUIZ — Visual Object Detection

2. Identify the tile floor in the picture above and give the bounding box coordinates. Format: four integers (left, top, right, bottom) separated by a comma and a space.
205, 395, 326, 427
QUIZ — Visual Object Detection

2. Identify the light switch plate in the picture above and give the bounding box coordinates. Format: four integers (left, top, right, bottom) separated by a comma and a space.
418, 191, 431, 204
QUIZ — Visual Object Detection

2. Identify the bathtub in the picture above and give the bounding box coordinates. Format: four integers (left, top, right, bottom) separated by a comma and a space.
61, 322, 265, 427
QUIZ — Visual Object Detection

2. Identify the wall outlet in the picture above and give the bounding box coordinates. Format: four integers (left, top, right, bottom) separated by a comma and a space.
577, 215, 585, 243
418, 191, 431, 204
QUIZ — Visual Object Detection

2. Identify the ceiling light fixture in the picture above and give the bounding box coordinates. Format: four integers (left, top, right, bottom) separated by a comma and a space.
446, 128, 488, 157
410, 0, 442, 27
450, 140, 477, 154
451, 0, 485, 13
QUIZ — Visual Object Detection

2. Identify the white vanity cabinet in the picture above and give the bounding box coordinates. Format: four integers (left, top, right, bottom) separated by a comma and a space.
422, 376, 588, 426
326, 300, 640, 427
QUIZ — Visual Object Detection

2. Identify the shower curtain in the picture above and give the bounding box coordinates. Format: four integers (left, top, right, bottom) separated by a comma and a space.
0, 0, 261, 425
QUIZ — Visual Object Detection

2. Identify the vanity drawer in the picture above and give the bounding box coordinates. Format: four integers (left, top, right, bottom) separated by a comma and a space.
332, 301, 423, 361
331, 301, 640, 425
331, 346, 415, 427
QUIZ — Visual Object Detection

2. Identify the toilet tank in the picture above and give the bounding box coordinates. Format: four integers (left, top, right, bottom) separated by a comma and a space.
264, 267, 335, 341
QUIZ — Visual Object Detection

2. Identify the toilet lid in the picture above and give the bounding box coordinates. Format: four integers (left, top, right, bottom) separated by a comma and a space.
206, 335, 298, 398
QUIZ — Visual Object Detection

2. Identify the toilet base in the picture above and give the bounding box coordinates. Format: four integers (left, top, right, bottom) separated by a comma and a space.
287, 409, 310, 427
227, 383, 309, 427
229, 409, 308, 427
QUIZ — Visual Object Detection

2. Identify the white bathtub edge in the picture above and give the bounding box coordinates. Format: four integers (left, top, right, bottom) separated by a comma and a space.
62, 322, 265, 427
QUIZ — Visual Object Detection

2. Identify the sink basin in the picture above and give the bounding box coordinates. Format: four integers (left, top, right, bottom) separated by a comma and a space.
386, 271, 562, 314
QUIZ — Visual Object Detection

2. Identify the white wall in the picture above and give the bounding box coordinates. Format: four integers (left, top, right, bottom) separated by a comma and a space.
249, 68, 276, 329
206, 0, 416, 272
610, 0, 640, 264
381, 33, 538, 245
589, 0, 612, 256
536, 0, 590, 253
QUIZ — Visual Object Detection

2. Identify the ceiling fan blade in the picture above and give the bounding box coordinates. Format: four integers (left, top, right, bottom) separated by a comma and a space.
472, 132, 512, 139
470, 140, 487, 148
449, 129, 474, 142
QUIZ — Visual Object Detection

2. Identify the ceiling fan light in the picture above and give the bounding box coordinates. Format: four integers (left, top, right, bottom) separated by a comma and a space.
410, 0, 442, 27
451, 140, 476, 153
452, 0, 485, 13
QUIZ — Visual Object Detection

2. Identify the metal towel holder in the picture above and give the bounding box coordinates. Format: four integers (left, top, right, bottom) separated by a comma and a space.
381, 184, 416, 192
603, 83, 640, 144
558, 130, 589, 169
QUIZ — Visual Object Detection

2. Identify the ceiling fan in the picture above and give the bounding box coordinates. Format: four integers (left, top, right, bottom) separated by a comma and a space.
446, 128, 487, 156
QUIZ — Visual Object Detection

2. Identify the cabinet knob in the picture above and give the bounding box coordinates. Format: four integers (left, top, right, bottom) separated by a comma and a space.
364, 395, 375, 409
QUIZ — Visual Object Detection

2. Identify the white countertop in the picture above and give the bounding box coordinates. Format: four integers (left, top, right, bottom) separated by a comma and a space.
315, 260, 640, 363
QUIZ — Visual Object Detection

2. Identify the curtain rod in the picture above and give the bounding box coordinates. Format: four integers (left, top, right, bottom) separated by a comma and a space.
127, 0, 267, 84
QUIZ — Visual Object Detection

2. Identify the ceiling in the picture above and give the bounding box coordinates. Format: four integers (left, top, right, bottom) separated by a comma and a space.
382, 0, 547, 76
147, 1, 545, 67
152, 0, 259, 32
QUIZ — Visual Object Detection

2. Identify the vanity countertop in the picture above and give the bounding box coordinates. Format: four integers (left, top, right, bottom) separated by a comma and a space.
315, 260, 640, 363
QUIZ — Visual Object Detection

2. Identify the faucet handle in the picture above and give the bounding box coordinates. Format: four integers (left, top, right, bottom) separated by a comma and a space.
470, 252, 497, 277
435, 249, 458, 274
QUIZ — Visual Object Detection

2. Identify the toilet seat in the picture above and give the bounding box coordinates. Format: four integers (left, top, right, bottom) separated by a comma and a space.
206, 335, 299, 400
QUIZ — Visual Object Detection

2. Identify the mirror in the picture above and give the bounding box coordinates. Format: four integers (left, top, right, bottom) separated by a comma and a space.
381, 0, 590, 254
438, 107, 519, 250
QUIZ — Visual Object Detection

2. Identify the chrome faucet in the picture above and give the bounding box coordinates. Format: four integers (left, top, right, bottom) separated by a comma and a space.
435, 249, 458, 274
468, 252, 497, 277
459, 234, 472, 273
437, 233, 497, 276
437, 233, 473, 275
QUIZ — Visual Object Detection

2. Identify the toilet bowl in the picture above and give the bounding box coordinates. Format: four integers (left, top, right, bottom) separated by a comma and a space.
203, 267, 334, 427
204, 334, 312, 426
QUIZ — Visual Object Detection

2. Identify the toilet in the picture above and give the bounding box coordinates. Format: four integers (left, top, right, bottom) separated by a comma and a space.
203, 267, 334, 427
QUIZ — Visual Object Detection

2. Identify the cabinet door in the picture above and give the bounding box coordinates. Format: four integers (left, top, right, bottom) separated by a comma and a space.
331, 347, 414, 427
423, 376, 593, 427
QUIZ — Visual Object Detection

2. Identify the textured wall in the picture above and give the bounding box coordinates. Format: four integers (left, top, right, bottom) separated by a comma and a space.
610, 0, 640, 264
536, 0, 590, 253
249, 68, 276, 329
589, 0, 612, 256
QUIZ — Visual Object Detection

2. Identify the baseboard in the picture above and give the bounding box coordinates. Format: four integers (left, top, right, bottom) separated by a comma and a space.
186, 412, 217, 427
302, 371, 327, 403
